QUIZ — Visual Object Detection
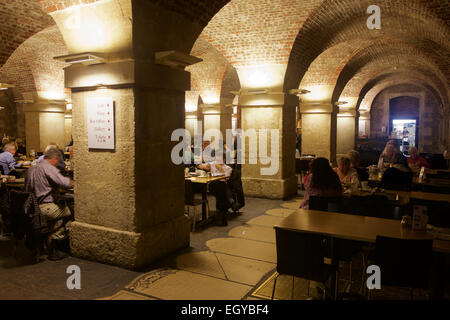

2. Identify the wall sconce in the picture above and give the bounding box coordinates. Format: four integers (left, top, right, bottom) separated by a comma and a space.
155, 50, 202, 69
289, 89, 311, 96
335, 101, 348, 106
0, 83, 15, 91
231, 89, 284, 96
54, 52, 106, 66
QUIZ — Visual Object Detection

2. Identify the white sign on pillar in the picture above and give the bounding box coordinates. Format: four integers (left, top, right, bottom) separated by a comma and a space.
87, 97, 115, 150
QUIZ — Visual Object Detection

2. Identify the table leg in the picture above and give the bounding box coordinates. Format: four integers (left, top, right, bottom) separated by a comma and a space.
329, 237, 338, 300
202, 185, 208, 221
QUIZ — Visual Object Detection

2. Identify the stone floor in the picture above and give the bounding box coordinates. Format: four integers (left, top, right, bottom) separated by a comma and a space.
1, 194, 447, 300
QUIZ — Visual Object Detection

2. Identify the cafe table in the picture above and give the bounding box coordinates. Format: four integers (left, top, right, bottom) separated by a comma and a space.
185, 175, 227, 221
275, 209, 450, 299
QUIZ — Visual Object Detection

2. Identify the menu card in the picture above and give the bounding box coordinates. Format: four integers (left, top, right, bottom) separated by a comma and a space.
87, 97, 115, 150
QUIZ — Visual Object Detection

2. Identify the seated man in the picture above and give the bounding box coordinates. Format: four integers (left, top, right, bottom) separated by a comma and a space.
0, 143, 23, 175
25, 148, 73, 261
36, 143, 66, 171
198, 160, 234, 226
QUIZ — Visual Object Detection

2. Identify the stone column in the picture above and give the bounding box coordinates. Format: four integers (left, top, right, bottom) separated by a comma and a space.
49, 0, 205, 268
358, 110, 371, 138
200, 104, 232, 139
336, 109, 357, 158
238, 93, 297, 199
23, 99, 66, 154
300, 102, 337, 163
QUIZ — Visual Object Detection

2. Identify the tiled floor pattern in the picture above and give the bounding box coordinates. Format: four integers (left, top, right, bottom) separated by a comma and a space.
100, 194, 433, 301
101, 197, 303, 300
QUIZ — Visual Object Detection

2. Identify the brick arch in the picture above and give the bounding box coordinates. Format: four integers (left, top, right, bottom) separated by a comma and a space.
285, 0, 450, 91
199, 0, 321, 68
339, 61, 448, 110
357, 71, 443, 109
359, 76, 443, 112
187, 38, 230, 104
0, 26, 68, 100
38, 0, 231, 27
0, 0, 54, 67
334, 44, 448, 104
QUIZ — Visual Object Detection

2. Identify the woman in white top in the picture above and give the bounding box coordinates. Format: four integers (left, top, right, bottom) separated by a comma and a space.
334, 157, 360, 191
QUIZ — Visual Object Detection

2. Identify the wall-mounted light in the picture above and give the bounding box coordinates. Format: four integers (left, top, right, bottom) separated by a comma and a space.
0, 83, 15, 91
0, 106, 5, 111
289, 89, 311, 96
230, 89, 284, 96
155, 50, 202, 69
54, 52, 106, 66
335, 101, 348, 106
14, 99, 34, 104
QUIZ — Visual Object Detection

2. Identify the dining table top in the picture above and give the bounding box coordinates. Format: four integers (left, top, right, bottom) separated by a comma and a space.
185, 175, 227, 184
275, 209, 450, 254
349, 189, 450, 204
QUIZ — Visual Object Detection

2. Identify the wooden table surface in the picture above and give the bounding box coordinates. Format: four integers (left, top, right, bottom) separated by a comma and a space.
185, 175, 227, 184
275, 209, 450, 254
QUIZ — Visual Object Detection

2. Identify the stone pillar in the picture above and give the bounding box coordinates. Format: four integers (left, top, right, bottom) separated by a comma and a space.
23, 100, 66, 154
336, 109, 356, 158
358, 111, 371, 138
300, 102, 337, 163
49, 0, 204, 268
201, 104, 232, 139
238, 93, 297, 199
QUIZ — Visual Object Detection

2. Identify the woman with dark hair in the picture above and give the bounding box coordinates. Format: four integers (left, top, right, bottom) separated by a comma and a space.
381, 152, 413, 189
300, 158, 343, 209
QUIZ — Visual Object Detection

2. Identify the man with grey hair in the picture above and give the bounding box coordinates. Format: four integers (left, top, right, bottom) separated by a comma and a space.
25, 148, 73, 261
36, 143, 66, 171
0, 143, 23, 175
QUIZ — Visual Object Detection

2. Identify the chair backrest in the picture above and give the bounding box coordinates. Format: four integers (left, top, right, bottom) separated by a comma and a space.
410, 198, 450, 229
296, 159, 310, 174
184, 180, 195, 206
274, 227, 330, 282
375, 236, 432, 289
309, 196, 343, 213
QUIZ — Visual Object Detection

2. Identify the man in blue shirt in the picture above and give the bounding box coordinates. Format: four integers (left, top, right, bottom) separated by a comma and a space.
0, 143, 23, 175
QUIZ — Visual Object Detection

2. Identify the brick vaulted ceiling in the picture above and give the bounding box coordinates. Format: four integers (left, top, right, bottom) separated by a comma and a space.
0, 0, 54, 67
0, 0, 448, 111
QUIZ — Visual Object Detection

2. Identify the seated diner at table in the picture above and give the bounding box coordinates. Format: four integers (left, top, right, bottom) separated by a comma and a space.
408, 146, 430, 170
378, 140, 400, 169
381, 152, 413, 189
36, 143, 66, 171
334, 156, 360, 191
0, 143, 23, 175
300, 157, 343, 209
25, 148, 74, 261
197, 155, 234, 226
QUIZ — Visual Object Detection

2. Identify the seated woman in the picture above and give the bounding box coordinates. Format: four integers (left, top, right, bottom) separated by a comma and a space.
300, 158, 343, 209
381, 152, 413, 189
378, 141, 399, 169
408, 146, 430, 170
334, 156, 360, 191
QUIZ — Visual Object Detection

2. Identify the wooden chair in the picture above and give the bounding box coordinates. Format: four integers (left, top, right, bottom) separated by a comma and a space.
272, 228, 337, 300
184, 180, 208, 232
